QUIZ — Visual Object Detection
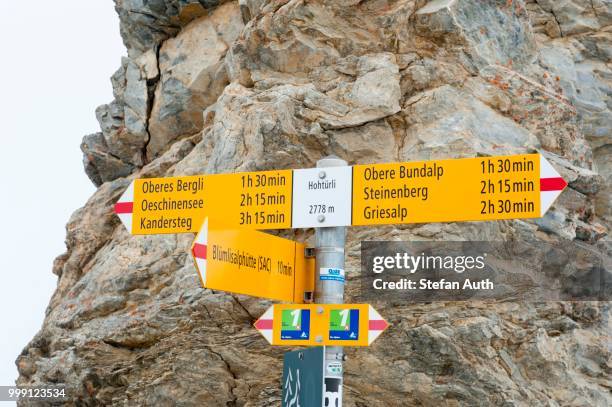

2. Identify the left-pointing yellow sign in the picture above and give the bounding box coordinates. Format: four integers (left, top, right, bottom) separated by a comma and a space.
115, 170, 293, 234
191, 218, 314, 303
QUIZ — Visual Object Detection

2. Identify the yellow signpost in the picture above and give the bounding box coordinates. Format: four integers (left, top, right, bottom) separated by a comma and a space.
115, 154, 567, 234
113, 153, 569, 400
253, 304, 388, 347
191, 219, 314, 303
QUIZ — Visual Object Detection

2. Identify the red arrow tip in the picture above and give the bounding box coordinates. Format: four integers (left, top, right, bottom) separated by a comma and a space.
540, 177, 567, 192
114, 202, 134, 214
192, 243, 207, 259
369, 319, 389, 331
254, 319, 273, 330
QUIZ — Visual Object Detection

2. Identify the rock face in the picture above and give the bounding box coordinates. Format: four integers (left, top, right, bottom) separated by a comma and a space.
147, 2, 244, 158
19, 1, 611, 406
114, 0, 231, 57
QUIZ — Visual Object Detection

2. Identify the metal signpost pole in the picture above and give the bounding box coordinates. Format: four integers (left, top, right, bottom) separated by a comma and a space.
315, 155, 347, 407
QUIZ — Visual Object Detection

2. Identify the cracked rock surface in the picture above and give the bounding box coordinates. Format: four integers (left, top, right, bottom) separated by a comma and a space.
19, 1, 611, 406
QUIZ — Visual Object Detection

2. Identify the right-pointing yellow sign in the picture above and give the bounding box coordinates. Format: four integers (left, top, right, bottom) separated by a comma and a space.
352, 154, 565, 225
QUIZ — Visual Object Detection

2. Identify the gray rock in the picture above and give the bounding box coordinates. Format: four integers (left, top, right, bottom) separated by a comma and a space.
535, 207, 576, 239
80, 133, 134, 187
415, 0, 537, 68
319, 53, 401, 129
539, 44, 612, 149
593, 144, 612, 222
536, 0, 611, 36
82, 53, 154, 185
114, 0, 228, 57
329, 120, 396, 164
401, 85, 540, 159
147, 2, 244, 158
542, 151, 603, 195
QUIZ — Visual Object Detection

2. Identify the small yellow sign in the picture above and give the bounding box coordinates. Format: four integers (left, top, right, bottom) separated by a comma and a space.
254, 304, 389, 347
192, 220, 314, 303
352, 154, 541, 225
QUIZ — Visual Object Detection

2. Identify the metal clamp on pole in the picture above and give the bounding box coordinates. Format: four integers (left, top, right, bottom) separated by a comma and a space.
315, 155, 347, 407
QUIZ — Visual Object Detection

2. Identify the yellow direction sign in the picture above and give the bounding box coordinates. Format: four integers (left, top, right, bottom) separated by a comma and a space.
253, 304, 389, 347
115, 170, 292, 234
115, 154, 567, 233
352, 153, 566, 225
191, 218, 314, 303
